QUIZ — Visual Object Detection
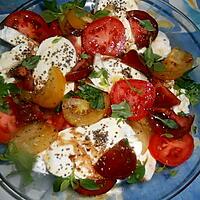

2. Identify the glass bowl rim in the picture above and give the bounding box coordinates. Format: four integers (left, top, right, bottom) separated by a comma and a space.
0, 0, 200, 199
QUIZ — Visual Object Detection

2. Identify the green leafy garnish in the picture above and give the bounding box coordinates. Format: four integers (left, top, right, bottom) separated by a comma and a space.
53, 173, 99, 192
155, 165, 166, 173
79, 179, 100, 190
77, 84, 105, 109
127, 161, 145, 184
42, 0, 87, 23
111, 101, 132, 122
192, 126, 197, 135
80, 53, 89, 59
161, 133, 174, 138
52, 37, 62, 44
153, 115, 179, 129
0, 74, 21, 112
0, 143, 36, 185
93, 9, 110, 19
169, 170, 178, 177
22, 55, 41, 69
139, 19, 155, 31
175, 73, 200, 105
90, 68, 109, 87
143, 46, 165, 72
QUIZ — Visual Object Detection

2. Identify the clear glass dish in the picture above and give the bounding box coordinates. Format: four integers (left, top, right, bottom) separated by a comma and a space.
0, 0, 200, 199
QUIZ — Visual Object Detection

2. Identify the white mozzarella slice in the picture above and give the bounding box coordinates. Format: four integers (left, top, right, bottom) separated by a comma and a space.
138, 150, 156, 181
41, 118, 143, 179
0, 26, 38, 47
64, 82, 75, 95
0, 43, 35, 73
33, 151, 48, 175
90, 54, 147, 92
151, 31, 171, 59
33, 36, 77, 89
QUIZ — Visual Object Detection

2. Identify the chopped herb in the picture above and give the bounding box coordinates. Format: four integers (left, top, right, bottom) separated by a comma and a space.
93, 9, 110, 19
125, 79, 142, 95
127, 161, 145, 184
111, 101, 132, 121
139, 19, 155, 31
153, 115, 179, 129
90, 68, 109, 87
161, 133, 174, 138
0, 143, 36, 185
155, 165, 166, 173
53, 174, 99, 192
143, 46, 165, 72
79, 179, 100, 190
52, 37, 61, 44
178, 111, 187, 116
192, 126, 197, 135
80, 53, 89, 59
22, 55, 41, 69
0, 74, 21, 112
169, 170, 178, 177
42, 0, 87, 23
175, 73, 200, 105
77, 84, 105, 109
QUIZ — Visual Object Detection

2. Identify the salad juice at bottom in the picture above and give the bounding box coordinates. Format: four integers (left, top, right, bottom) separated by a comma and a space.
0, 0, 199, 197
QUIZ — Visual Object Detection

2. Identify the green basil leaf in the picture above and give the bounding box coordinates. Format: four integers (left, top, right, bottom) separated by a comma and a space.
93, 9, 110, 19
154, 116, 179, 129
52, 37, 62, 44
127, 161, 145, 184
169, 170, 178, 177
60, 179, 70, 191
53, 177, 64, 192
41, 10, 60, 23
80, 53, 89, 59
111, 101, 132, 120
0, 143, 36, 185
79, 179, 100, 190
139, 19, 155, 31
22, 55, 41, 70
90, 68, 109, 87
77, 84, 105, 109
153, 62, 165, 72
44, 0, 59, 12
155, 165, 166, 173
153, 115, 179, 129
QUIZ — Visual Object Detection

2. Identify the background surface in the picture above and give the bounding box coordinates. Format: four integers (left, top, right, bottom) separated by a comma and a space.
0, 0, 200, 199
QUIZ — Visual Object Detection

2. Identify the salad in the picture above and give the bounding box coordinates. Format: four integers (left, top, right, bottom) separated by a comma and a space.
0, 0, 200, 197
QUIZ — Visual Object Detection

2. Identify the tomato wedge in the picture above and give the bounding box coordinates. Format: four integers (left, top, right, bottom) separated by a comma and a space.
127, 10, 158, 49
0, 112, 18, 144
82, 16, 125, 56
149, 133, 194, 167
49, 20, 63, 37
4, 10, 50, 43
110, 79, 156, 121
75, 179, 116, 196
94, 139, 137, 179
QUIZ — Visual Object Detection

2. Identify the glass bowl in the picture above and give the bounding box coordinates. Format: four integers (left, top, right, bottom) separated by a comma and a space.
0, 0, 200, 199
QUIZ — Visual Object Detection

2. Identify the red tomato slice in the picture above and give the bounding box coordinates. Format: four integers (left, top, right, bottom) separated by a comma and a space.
110, 79, 156, 121
65, 56, 93, 81
121, 49, 151, 77
149, 108, 194, 138
4, 10, 50, 43
154, 85, 181, 108
94, 139, 137, 179
149, 133, 194, 167
127, 10, 158, 49
0, 112, 18, 144
82, 16, 125, 56
49, 20, 63, 37
75, 179, 116, 196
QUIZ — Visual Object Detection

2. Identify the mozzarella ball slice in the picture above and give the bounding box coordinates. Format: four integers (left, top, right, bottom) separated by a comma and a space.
33, 36, 77, 89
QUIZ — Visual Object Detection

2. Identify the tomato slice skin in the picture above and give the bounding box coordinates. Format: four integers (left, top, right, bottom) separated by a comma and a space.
110, 79, 156, 121
49, 20, 63, 37
4, 10, 50, 43
127, 10, 158, 49
121, 49, 151, 77
82, 16, 125, 56
149, 133, 194, 167
149, 108, 194, 138
94, 139, 137, 180
75, 179, 116, 196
